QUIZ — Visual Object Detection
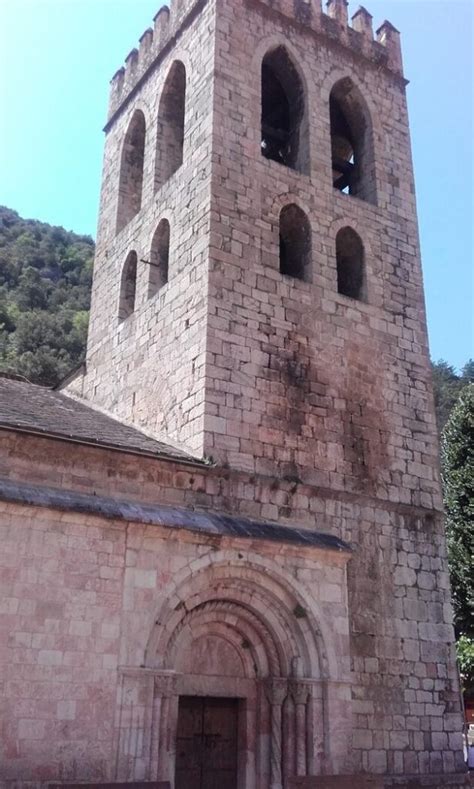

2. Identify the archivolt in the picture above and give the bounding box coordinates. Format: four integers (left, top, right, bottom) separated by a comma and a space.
164, 599, 281, 677
144, 558, 331, 680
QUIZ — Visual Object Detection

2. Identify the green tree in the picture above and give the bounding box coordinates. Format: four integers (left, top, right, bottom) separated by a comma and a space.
432, 360, 464, 431
456, 635, 474, 697
442, 384, 474, 695
431, 359, 474, 432
461, 359, 474, 384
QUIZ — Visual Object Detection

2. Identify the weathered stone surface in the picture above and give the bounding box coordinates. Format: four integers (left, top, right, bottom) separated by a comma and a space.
48, 784, 170, 789
0, 476, 351, 552
289, 776, 383, 788
0, 0, 464, 785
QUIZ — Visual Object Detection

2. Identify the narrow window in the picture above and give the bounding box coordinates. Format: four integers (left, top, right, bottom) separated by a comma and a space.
336, 227, 366, 301
116, 110, 146, 233
279, 204, 311, 281
119, 251, 137, 320
155, 61, 186, 190
330, 78, 376, 203
261, 47, 309, 174
148, 219, 170, 298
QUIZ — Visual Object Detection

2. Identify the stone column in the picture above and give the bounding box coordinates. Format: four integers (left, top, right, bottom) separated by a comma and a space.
265, 679, 288, 789
115, 668, 178, 781
149, 689, 162, 781
154, 672, 178, 784
115, 668, 155, 780
291, 682, 310, 776
282, 693, 295, 783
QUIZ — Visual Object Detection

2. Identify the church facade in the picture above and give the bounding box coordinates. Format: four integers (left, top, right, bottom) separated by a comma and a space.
0, 0, 469, 787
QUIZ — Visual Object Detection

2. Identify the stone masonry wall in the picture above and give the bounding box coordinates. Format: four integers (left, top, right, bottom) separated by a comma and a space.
202, 0, 440, 512
69, 0, 218, 455
0, 446, 351, 782
0, 431, 466, 781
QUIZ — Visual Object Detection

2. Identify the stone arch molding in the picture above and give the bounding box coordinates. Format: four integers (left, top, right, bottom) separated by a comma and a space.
251, 34, 311, 102
153, 47, 191, 116
271, 191, 312, 221
321, 68, 379, 138
144, 554, 340, 681
329, 215, 374, 260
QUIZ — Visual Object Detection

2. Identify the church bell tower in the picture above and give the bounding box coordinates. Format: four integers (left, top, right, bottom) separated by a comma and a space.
60, 0, 467, 784
70, 0, 430, 495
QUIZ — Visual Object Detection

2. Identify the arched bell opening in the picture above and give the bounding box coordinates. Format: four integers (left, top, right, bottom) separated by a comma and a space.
330, 77, 377, 204
148, 218, 170, 298
118, 250, 137, 321
261, 46, 309, 174
279, 203, 312, 282
116, 110, 146, 233
336, 226, 367, 302
155, 60, 186, 190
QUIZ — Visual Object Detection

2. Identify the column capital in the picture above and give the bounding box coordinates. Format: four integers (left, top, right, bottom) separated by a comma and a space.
265, 677, 288, 706
290, 680, 311, 706
154, 671, 178, 697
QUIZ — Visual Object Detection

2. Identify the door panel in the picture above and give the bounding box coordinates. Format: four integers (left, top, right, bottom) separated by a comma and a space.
175, 696, 238, 789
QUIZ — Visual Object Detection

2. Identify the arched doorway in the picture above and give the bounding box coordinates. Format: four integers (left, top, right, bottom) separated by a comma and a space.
113, 557, 349, 787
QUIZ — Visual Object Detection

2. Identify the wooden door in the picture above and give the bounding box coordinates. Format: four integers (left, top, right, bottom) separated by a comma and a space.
175, 696, 238, 789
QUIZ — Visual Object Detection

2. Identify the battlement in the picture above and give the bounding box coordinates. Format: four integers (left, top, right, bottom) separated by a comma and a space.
108, 0, 200, 121
107, 0, 403, 125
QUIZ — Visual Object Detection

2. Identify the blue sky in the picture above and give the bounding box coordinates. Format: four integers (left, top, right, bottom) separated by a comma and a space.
0, 0, 472, 369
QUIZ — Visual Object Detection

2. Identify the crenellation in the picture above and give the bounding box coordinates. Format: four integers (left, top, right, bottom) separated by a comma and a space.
107, 1, 209, 121
124, 47, 139, 76
107, 1, 403, 123
352, 5, 373, 39
377, 20, 403, 74
153, 5, 170, 42
138, 27, 154, 63
327, 0, 349, 25
109, 67, 125, 114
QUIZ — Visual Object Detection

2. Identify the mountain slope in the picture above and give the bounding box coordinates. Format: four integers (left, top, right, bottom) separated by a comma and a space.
0, 206, 94, 386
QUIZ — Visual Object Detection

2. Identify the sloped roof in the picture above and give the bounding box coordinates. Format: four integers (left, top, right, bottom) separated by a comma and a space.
0, 376, 198, 463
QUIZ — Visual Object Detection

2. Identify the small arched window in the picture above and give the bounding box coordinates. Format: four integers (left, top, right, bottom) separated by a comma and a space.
261, 47, 309, 174
279, 204, 311, 281
155, 61, 186, 190
148, 219, 170, 298
330, 78, 376, 204
336, 227, 366, 301
116, 110, 146, 234
119, 251, 137, 321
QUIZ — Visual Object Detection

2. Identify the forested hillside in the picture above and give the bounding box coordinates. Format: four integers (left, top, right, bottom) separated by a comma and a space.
0, 206, 94, 386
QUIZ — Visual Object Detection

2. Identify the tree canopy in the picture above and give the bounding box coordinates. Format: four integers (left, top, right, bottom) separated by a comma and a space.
442, 384, 474, 699
442, 385, 474, 635
432, 359, 474, 431
0, 206, 93, 386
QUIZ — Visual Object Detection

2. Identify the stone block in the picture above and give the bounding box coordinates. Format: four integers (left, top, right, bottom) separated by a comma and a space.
48, 785, 170, 789
288, 778, 383, 789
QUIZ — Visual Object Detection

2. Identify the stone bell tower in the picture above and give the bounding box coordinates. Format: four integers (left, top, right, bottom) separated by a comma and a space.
69, 0, 436, 497
62, 2, 467, 784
